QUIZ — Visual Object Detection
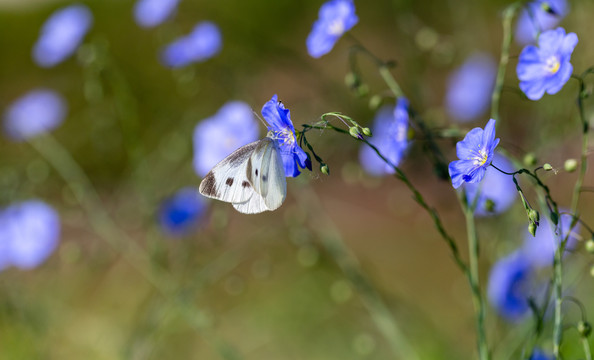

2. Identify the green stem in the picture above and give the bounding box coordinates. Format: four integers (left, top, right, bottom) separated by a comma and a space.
490, 3, 521, 124
462, 196, 490, 360
583, 337, 593, 360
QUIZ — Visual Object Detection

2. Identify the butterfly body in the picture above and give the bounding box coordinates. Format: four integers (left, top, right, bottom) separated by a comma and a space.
199, 137, 287, 214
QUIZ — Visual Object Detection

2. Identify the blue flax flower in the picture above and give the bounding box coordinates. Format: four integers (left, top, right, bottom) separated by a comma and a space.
3, 89, 67, 141
0, 200, 60, 271
134, 0, 179, 28
516, 27, 577, 100
306, 0, 358, 58
448, 119, 499, 189
158, 187, 207, 237
445, 53, 497, 123
161, 21, 222, 68
32, 4, 93, 68
359, 99, 410, 176
529, 349, 554, 360
261, 95, 311, 177
522, 211, 579, 268
487, 251, 536, 322
464, 152, 517, 217
515, 0, 568, 45
193, 101, 259, 177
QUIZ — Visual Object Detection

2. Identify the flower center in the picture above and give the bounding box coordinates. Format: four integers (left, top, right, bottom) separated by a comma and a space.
545, 55, 561, 74
328, 19, 345, 35
472, 148, 489, 166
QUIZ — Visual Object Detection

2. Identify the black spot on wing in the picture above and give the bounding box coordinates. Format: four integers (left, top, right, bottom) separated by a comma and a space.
255, 169, 259, 176
262, 175, 268, 182
200, 172, 219, 198
242, 181, 251, 188
226, 177, 234, 186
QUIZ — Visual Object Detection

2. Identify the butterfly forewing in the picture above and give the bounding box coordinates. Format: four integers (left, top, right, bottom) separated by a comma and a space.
248, 137, 286, 211
199, 140, 260, 204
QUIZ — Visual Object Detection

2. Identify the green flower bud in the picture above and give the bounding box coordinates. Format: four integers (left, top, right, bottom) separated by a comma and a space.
564, 158, 578, 172
345, 72, 360, 89
549, 211, 558, 226
528, 222, 537, 237
528, 209, 540, 225
362, 127, 372, 136
320, 163, 330, 175
356, 84, 369, 97
578, 321, 592, 338
543, 163, 553, 171
349, 127, 362, 139
368, 95, 382, 110
585, 239, 594, 254
484, 199, 495, 213
523, 153, 537, 166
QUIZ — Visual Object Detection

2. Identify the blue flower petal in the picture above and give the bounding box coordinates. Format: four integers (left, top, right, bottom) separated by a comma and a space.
134, 0, 179, 28
159, 187, 207, 237
306, 0, 358, 58
261, 94, 293, 132
32, 5, 93, 68
161, 21, 222, 68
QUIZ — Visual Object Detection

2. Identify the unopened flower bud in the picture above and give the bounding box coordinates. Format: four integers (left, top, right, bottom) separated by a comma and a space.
578, 321, 592, 337
362, 127, 372, 136
320, 163, 329, 175
528, 209, 540, 225
345, 72, 360, 89
585, 239, 594, 254
543, 163, 553, 171
549, 211, 558, 226
564, 158, 578, 172
528, 222, 537, 237
349, 126, 362, 139
368, 95, 382, 110
356, 84, 369, 97
524, 153, 537, 166
484, 199, 495, 213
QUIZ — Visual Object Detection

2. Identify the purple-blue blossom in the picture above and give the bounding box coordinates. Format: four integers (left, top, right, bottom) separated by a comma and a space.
445, 53, 497, 123
0, 200, 60, 271
261, 95, 311, 177
463, 152, 517, 217
529, 349, 554, 360
516, 27, 577, 100
306, 0, 358, 58
448, 119, 499, 189
158, 187, 207, 237
487, 251, 535, 322
515, 0, 568, 45
161, 21, 222, 68
522, 211, 579, 268
134, 0, 179, 28
32, 4, 93, 67
3, 89, 67, 141
193, 101, 259, 178
359, 99, 410, 176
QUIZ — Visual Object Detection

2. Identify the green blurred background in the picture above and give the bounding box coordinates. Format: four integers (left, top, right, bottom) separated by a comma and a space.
1, 0, 593, 359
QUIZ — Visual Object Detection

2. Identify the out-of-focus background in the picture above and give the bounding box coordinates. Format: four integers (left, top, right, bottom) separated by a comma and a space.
0, 0, 593, 359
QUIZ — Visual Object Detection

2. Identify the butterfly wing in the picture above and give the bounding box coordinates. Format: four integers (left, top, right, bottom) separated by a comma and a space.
234, 138, 286, 214
199, 140, 260, 204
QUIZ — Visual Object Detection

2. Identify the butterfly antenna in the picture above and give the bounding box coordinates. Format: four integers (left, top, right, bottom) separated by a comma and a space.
252, 109, 268, 128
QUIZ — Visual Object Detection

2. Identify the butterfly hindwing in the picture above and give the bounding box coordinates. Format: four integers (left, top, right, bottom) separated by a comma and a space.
199, 140, 260, 204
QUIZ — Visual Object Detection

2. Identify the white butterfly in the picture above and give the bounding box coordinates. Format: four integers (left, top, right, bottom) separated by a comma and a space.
199, 134, 287, 214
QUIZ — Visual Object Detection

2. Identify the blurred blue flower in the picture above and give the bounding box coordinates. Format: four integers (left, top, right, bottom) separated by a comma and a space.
487, 251, 535, 322
32, 4, 93, 68
3, 89, 67, 141
448, 119, 499, 189
134, 0, 179, 28
522, 211, 579, 268
464, 152, 516, 217
159, 187, 207, 237
516, 27, 577, 100
529, 349, 554, 360
0, 200, 60, 271
193, 101, 259, 177
161, 21, 222, 68
261, 94, 311, 177
515, 0, 568, 45
359, 99, 410, 176
306, 0, 358, 58
445, 53, 497, 123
